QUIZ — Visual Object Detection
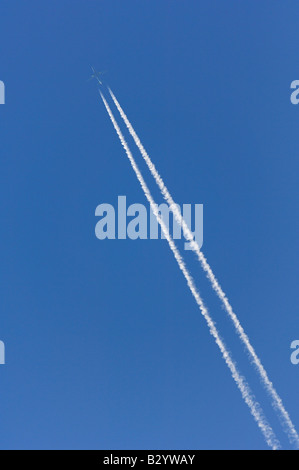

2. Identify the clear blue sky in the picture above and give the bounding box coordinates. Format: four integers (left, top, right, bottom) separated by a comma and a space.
0, 1, 298, 450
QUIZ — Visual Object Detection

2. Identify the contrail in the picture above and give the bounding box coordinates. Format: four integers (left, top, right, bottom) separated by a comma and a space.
108, 87, 299, 448
99, 91, 280, 450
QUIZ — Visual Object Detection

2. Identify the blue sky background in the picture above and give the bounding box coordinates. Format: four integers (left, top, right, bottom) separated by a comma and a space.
0, 1, 299, 450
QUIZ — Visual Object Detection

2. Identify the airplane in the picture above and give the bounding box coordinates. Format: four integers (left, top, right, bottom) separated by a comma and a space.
89, 66, 106, 85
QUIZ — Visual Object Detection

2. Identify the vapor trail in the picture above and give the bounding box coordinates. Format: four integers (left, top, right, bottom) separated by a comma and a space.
100, 91, 280, 450
108, 88, 299, 448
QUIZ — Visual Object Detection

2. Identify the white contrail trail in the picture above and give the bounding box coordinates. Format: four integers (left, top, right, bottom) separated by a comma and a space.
108, 87, 299, 448
100, 91, 280, 450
